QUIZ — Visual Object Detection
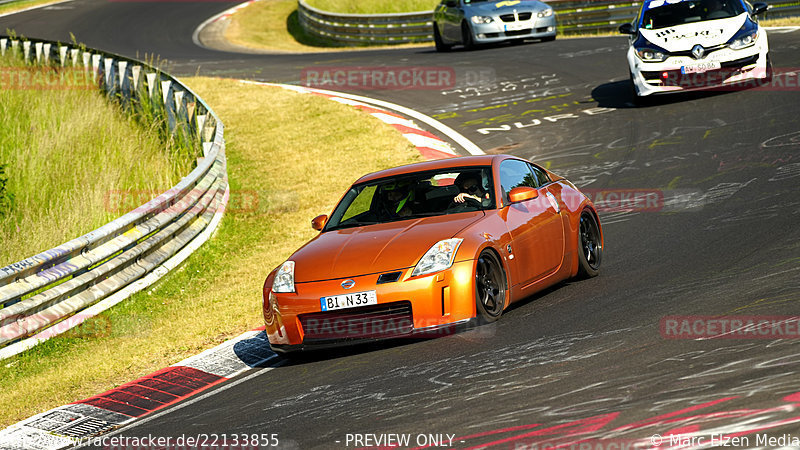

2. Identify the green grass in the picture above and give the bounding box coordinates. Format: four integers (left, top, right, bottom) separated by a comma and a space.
0, 53, 192, 268
305, 0, 438, 14
0, 77, 421, 428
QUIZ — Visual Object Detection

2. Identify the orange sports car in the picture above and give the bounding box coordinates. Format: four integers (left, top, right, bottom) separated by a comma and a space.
262, 155, 603, 352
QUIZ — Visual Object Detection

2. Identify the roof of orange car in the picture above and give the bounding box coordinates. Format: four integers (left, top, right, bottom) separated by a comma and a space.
355, 155, 507, 184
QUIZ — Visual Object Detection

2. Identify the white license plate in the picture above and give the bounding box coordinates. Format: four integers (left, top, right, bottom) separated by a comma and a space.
320, 290, 377, 311
505, 21, 531, 31
681, 61, 721, 74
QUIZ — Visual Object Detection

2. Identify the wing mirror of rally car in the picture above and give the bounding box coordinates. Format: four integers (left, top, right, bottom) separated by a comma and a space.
752, 2, 768, 15
311, 214, 328, 231
619, 23, 635, 35
509, 186, 539, 203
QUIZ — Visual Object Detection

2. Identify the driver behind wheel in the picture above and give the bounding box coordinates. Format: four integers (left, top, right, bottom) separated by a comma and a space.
453, 172, 491, 207
380, 181, 414, 218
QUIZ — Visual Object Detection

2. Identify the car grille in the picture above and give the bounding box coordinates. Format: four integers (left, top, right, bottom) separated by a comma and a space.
299, 301, 414, 342
499, 12, 532, 22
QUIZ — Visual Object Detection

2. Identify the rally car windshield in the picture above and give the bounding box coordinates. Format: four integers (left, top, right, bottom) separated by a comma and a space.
325, 167, 495, 231
641, 0, 746, 29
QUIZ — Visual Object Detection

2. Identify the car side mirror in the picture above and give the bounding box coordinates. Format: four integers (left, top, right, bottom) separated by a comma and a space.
508, 186, 538, 203
619, 23, 635, 35
445, 0, 457, 7
751, 2, 768, 15
311, 214, 328, 231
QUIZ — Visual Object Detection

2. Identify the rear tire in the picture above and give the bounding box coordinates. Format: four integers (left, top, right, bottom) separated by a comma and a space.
576, 211, 602, 278
433, 23, 452, 52
475, 250, 506, 323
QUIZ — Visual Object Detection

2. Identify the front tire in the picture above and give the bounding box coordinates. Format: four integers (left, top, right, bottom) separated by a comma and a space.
433, 23, 452, 52
475, 250, 507, 323
461, 21, 475, 50
577, 211, 602, 278
764, 53, 773, 83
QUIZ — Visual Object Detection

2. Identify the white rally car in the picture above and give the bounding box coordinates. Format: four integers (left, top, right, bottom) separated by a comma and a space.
619, 0, 771, 97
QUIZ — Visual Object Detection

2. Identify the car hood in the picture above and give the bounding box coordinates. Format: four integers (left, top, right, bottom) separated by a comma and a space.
639, 13, 746, 52
466, 0, 547, 15
291, 213, 484, 282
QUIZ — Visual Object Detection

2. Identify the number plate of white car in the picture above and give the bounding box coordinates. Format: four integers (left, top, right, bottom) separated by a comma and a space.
681, 61, 721, 74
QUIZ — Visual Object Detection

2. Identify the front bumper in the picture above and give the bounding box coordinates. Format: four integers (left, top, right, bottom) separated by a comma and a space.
628, 37, 769, 96
263, 260, 478, 351
470, 15, 557, 43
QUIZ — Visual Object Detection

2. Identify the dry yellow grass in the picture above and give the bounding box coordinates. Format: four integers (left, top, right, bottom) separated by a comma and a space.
761, 17, 800, 27
0, 0, 67, 16
0, 77, 420, 428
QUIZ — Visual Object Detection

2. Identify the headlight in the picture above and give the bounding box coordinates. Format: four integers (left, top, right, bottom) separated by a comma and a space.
411, 238, 463, 277
635, 47, 667, 62
272, 261, 295, 293
537, 8, 553, 17
471, 15, 493, 24
729, 30, 757, 49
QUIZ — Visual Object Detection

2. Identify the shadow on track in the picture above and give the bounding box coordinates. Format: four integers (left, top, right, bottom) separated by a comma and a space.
592, 79, 738, 109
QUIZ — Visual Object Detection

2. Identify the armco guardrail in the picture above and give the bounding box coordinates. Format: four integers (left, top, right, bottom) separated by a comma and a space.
297, 0, 800, 44
298, 0, 433, 44
0, 37, 227, 360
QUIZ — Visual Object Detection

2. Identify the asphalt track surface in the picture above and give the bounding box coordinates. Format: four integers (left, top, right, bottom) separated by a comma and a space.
3, 2, 800, 448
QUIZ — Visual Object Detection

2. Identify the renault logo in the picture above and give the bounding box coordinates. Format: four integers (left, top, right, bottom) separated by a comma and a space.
341, 279, 356, 289
691, 44, 705, 59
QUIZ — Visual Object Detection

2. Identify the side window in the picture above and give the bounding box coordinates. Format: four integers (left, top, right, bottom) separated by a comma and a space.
499, 159, 536, 203
530, 164, 551, 187
340, 185, 376, 223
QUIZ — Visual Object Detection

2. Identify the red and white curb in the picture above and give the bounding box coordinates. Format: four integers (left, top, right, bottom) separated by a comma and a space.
240, 81, 485, 158
0, 329, 277, 449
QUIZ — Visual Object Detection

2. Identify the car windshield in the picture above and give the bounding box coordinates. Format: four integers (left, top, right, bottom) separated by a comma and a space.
641, 0, 745, 29
325, 167, 495, 231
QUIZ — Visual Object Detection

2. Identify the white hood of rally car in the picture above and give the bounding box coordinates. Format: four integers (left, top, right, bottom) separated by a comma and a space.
640, 13, 746, 52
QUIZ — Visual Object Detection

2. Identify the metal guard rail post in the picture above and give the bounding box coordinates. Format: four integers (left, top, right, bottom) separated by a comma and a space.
0, 37, 228, 360
297, 0, 800, 43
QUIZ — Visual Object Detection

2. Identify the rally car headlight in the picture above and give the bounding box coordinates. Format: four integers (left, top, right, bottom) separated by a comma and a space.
412, 238, 463, 277
537, 8, 554, 17
272, 261, 295, 293
636, 47, 667, 62
471, 15, 493, 24
729, 30, 758, 49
